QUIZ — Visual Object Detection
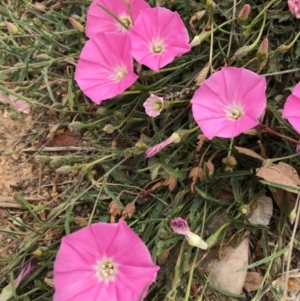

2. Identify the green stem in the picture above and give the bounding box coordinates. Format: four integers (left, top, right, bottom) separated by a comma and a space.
227, 137, 234, 157
243, 0, 278, 37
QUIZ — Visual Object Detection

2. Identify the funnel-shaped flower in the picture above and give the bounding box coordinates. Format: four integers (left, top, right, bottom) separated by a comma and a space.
282, 82, 300, 133
288, 0, 300, 18
86, 0, 150, 37
191, 67, 266, 139
170, 217, 207, 249
129, 7, 191, 72
54, 221, 159, 301
143, 94, 164, 117
75, 32, 138, 105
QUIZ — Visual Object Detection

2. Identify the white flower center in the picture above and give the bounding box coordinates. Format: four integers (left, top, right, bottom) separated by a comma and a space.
111, 66, 127, 82
225, 104, 244, 120
118, 15, 132, 31
151, 40, 165, 54
95, 258, 117, 281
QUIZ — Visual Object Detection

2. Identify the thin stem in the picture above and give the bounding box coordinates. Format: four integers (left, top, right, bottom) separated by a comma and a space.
227, 138, 234, 157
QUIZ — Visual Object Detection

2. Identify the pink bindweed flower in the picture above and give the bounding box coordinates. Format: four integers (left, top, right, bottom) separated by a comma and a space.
170, 217, 207, 249
191, 67, 266, 139
143, 94, 164, 117
86, 0, 150, 37
282, 82, 300, 133
288, 0, 300, 18
129, 7, 191, 72
53, 221, 159, 301
75, 32, 138, 105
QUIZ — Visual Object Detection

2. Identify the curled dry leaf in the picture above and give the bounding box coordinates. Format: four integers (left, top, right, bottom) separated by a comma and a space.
256, 162, 300, 193
108, 201, 122, 223
205, 159, 214, 177
234, 146, 264, 161
189, 166, 204, 193
121, 201, 136, 220
244, 271, 264, 292
194, 63, 210, 86
189, 10, 206, 33
168, 175, 177, 192
247, 194, 273, 226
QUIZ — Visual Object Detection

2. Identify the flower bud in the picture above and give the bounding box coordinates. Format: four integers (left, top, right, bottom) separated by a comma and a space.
190, 31, 211, 47
234, 45, 253, 58
69, 17, 85, 32
185, 231, 208, 249
240, 205, 250, 215
289, 206, 297, 224
205, 222, 230, 248
135, 141, 147, 150
68, 121, 83, 132
226, 156, 237, 167
237, 4, 251, 24
103, 124, 115, 134
257, 38, 268, 64
4, 21, 19, 34
277, 44, 288, 54
56, 165, 73, 174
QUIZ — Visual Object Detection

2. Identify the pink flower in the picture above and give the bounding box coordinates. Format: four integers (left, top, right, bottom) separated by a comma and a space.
129, 7, 191, 72
282, 82, 300, 133
53, 221, 159, 301
237, 4, 251, 22
191, 67, 266, 139
143, 94, 164, 117
170, 217, 207, 249
288, 0, 300, 18
86, 0, 150, 37
75, 32, 138, 105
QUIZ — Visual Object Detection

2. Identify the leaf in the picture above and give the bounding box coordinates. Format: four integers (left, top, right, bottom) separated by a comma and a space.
0, 284, 15, 301
205, 159, 214, 177
244, 272, 264, 292
256, 162, 300, 194
234, 146, 264, 161
247, 195, 273, 226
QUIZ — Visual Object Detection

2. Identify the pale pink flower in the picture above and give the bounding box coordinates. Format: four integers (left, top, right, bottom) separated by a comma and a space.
282, 82, 300, 133
170, 217, 207, 249
86, 0, 150, 37
75, 32, 138, 105
129, 7, 191, 72
288, 0, 300, 18
53, 221, 159, 301
143, 94, 164, 117
191, 67, 266, 139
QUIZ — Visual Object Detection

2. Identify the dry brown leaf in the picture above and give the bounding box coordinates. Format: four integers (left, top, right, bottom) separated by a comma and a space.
205, 160, 214, 177
234, 146, 264, 161
121, 201, 136, 220
194, 63, 210, 86
244, 271, 264, 292
157, 248, 171, 265
168, 175, 177, 192
256, 163, 300, 194
108, 201, 122, 223
201, 238, 249, 296
44, 277, 54, 288
247, 195, 273, 226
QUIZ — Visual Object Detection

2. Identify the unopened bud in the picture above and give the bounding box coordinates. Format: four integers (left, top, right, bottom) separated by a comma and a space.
226, 156, 237, 167
240, 205, 250, 215
135, 141, 147, 150
289, 207, 297, 224
69, 17, 85, 32
277, 44, 288, 54
97, 107, 108, 116
32, 249, 44, 257
257, 38, 268, 64
234, 45, 253, 58
237, 4, 251, 24
56, 165, 73, 174
103, 124, 115, 134
4, 21, 19, 34
205, 222, 230, 248
68, 121, 83, 132
190, 31, 211, 47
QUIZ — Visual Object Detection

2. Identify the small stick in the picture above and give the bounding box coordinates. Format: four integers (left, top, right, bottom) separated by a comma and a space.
22, 146, 96, 152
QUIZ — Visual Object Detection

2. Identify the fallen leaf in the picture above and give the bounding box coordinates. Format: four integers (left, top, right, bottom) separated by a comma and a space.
194, 63, 210, 86
200, 237, 249, 296
256, 163, 300, 194
244, 271, 264, 292
205, 160, 214, 177
157, 248, 170, 265
234, 146, 264, 161
247, 195, 273, 226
